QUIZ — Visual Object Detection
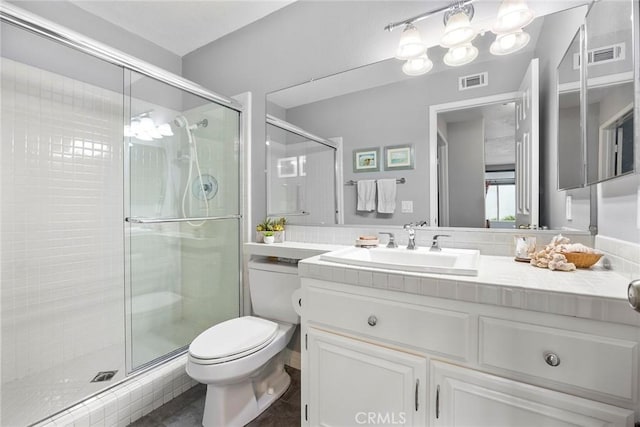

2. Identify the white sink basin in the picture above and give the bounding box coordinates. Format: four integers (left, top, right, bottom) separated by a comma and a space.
320, 246, 480, 276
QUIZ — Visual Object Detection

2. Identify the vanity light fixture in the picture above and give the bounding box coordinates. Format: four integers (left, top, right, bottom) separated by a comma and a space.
125, 113, 174, 141
402, 52, 434, 76
440, 4, 476, 48
444, 43, 479, 67
490, 0, 535, 56
492, 0, 535, 34
386, 0, 534, 74
395, 23, 427, 60
489, 29, 530, 55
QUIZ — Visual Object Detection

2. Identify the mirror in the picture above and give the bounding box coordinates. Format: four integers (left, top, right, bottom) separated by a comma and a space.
437, 102, 517, 228
557, 29, 584, 190
265, 116, 341, 225
585, 0, 636, 184
266, 4, 590, 229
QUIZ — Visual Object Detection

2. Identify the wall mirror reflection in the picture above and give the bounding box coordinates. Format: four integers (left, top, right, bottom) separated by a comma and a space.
266, 2, 591, 230
265, 115, 343, 225
585, 0, 636, 184
557, 29, 584, 190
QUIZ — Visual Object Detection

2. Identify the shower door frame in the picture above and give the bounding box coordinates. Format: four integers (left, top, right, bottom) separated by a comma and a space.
1, 2, 247, 376
265, 114, 343, 224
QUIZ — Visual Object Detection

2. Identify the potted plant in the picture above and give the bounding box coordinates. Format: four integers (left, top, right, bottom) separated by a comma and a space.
262, 231, 275, 244
255, 217, 287, 243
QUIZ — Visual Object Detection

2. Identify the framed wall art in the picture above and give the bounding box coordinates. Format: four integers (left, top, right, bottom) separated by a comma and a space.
353, 147, 380, 172
384, 144, 414, 170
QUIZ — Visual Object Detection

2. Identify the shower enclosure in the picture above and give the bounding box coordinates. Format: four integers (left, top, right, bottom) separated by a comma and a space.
0, 5, 242, 426
266, 114, 341, 225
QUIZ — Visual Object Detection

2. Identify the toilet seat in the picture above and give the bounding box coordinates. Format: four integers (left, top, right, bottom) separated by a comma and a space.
189, 316, 278, 365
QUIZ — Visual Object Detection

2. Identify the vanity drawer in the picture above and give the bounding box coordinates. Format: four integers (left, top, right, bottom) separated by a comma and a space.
305, 286, 471, 361
479, 317, 638, 400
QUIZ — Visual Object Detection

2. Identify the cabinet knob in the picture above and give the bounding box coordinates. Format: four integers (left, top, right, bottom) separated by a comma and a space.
628, 280, 640, 313
544, 352, 561, 367
367, 315, 378, 326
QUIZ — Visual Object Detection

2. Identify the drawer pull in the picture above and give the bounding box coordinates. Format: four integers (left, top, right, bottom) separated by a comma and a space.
628, 279, 640, 313
544, 352, 561, 367
367, 315, 378, 326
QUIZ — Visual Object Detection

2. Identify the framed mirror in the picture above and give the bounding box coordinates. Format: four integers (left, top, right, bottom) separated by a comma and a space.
557, 28, 584, 190
585, 0, 636, 184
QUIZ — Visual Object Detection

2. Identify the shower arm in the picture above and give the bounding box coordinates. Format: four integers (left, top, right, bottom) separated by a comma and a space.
125, 214, 241, 224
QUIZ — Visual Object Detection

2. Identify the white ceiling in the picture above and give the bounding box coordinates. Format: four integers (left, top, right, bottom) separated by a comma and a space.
70, 0, 296, 56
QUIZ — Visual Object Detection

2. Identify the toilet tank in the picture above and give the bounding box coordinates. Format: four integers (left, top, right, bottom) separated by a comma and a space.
248, 259, 300, 324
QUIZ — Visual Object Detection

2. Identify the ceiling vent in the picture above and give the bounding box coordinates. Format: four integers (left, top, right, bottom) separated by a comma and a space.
459, 72, 488, 91
573, 42, 626, 70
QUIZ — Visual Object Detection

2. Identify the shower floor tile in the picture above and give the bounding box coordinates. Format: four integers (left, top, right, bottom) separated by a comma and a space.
128, 366, 301, 427
1, 344, 125, 427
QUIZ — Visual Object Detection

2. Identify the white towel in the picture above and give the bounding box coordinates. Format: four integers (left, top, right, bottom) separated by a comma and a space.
356, 180, 376, 212
377, 179, 396, 213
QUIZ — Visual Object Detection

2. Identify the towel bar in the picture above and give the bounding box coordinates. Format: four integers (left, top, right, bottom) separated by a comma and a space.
345, 178, 406, 185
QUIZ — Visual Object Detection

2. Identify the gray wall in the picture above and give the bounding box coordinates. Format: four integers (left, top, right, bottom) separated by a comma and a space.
283, 53, 531, 225
535, 5, 592, 232
447, 119, 486, 228
8, 0, 182, 75
557, 104, 582, 190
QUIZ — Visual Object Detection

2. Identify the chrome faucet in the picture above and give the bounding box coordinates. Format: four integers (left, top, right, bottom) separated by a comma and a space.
379, 232, 398, 248
430, 234, 451, 252
403, 223, 417, 250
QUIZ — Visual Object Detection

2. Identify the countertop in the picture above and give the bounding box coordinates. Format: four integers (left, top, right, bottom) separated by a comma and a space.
298, 248, 639, 327
243, 241, 344, 259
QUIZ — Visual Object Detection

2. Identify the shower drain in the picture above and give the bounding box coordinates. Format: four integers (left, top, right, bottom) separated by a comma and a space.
91, 370, 118, 383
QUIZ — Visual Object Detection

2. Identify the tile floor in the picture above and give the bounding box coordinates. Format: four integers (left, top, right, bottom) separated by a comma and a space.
129, 366, 301, 427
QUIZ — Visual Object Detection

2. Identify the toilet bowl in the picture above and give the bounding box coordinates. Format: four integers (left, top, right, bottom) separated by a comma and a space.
186, 259, 300, 427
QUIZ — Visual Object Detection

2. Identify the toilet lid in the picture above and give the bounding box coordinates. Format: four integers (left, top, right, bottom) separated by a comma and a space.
189, 316, 278, 360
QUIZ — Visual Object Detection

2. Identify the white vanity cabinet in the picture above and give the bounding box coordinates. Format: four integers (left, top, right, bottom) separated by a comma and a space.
300, 278, 638, 427
432, 361, 633, 427
306, 328, 427, 426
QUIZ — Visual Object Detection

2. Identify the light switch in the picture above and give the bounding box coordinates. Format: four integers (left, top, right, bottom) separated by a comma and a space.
401, 200, 413, 213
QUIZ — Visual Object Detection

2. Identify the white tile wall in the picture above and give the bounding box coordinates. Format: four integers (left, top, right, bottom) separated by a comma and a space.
1, 56, 126, 418
285, 224, 594, 256
595, 235, 640, 279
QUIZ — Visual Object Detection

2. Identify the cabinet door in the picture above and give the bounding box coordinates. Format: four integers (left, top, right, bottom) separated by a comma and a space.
306, 327, 427, 427
431, 361, 634, 427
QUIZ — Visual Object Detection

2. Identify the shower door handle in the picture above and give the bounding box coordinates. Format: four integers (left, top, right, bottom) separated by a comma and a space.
125, 214, 241, 224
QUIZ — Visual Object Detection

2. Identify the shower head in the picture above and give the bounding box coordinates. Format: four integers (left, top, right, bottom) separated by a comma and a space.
173, 115, 189, 128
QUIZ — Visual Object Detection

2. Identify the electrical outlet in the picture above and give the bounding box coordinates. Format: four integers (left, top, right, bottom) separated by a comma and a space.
401, 200, 413, 213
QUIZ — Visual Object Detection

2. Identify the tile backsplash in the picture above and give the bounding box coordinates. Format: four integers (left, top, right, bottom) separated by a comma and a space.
284, 225, 594, 257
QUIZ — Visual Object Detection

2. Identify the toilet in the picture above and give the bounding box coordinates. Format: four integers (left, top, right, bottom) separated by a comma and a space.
186, 258, 300, 427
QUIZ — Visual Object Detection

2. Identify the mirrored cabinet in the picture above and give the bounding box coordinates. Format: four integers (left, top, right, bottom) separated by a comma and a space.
584, 0, 636, 185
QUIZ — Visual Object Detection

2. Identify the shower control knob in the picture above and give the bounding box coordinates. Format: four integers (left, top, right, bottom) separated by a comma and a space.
367, 315, 378, 327
628, 280, 640, 313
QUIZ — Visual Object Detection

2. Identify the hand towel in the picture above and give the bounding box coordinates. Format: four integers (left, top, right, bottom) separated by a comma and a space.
356, 180, 376, 212
377, 179, 396, 213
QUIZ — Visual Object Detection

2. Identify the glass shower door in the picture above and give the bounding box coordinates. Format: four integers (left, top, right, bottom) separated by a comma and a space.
125, 71, 241, 370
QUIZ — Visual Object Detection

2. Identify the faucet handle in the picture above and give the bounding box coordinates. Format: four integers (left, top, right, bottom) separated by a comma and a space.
429, 234, 450, 252
379, 232, 397, 248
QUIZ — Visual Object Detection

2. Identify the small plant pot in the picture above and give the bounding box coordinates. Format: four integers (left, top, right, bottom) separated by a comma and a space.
263, 235, 275, 244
